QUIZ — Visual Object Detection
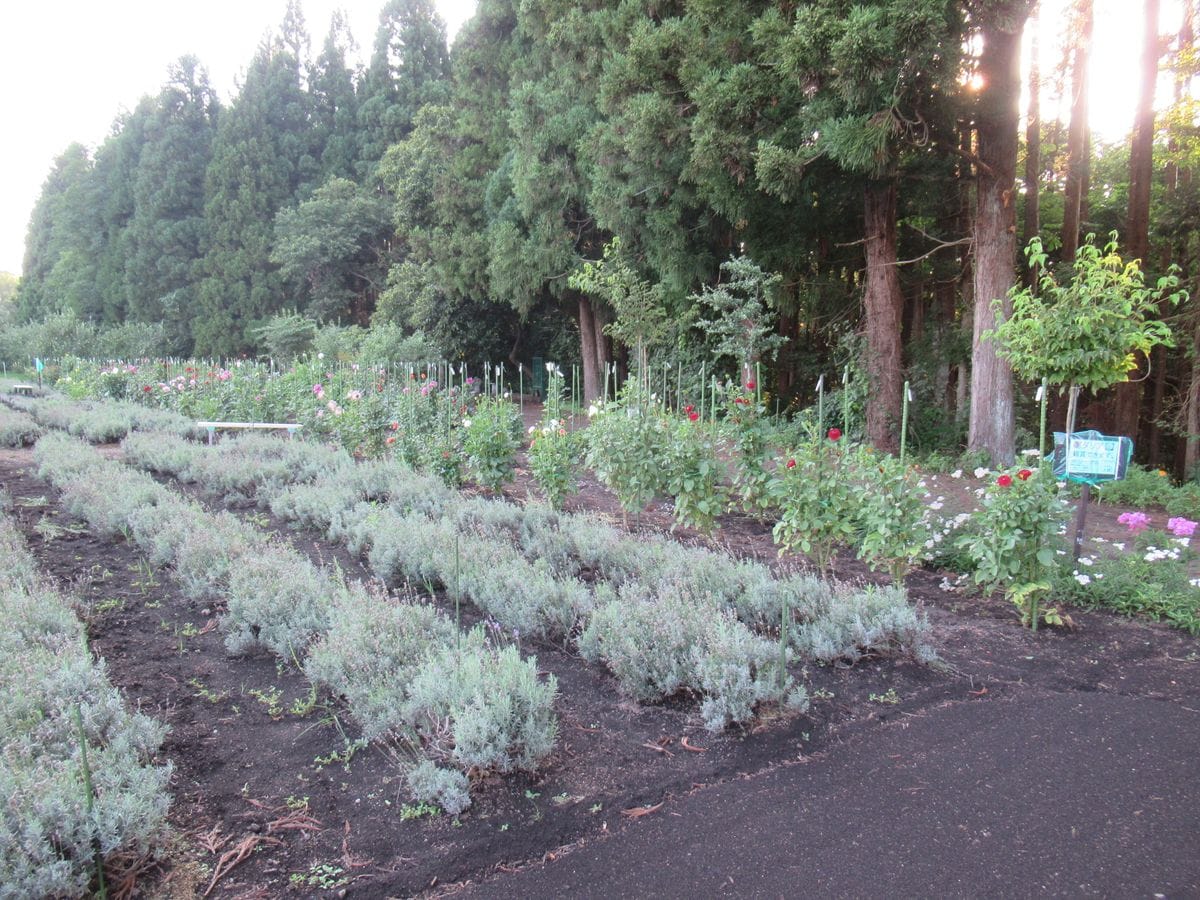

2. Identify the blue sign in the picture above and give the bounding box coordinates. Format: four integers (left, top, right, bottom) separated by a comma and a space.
1051, 430, 1133, 485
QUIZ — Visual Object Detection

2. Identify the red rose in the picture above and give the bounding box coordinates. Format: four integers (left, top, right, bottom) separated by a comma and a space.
786, 458, 796, 469
385, 436, 396, 445
997, 474, 1013, 487
684, 404, 694, 414
142, 385, 151, 393
828, 427, 842, 441
746, 381, 756, 390
1018, 468, 1033, 481
688, 411, 699, 421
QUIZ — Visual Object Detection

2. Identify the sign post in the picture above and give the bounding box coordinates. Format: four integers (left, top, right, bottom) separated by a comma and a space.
1052, 430, 1134, 561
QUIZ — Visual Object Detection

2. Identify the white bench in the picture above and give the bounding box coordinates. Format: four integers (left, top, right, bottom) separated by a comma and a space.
12, 385, 35, 397
196, 421, 303, 445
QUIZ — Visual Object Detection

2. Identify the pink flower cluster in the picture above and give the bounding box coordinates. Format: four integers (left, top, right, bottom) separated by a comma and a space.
1167, 517, 1197, 537
1117, 511, 1152, 534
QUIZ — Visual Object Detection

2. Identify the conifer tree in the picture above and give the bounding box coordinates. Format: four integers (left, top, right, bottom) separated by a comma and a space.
194, 4, 316, 356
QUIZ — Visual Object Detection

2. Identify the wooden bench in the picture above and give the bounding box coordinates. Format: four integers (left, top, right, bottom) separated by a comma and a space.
196, 421, 303, 445
12, 385, 35, 397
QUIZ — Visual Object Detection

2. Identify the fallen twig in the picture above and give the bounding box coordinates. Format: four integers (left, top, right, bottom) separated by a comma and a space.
203, 834, 284, 897
621, 802, 664, 819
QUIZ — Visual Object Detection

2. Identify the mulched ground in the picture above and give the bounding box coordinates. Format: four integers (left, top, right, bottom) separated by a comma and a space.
1, 432, 1197, 898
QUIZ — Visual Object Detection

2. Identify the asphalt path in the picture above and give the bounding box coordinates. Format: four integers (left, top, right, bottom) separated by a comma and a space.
463, 691, 1200, 898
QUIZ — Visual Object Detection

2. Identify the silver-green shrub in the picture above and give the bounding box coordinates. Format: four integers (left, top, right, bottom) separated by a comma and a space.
402, 628, 558, 777
172, 511, 263, 602
367, 511, 456, 586
34, 431, 107, 482
305, 584, 455, 739
223, 544, 335, 659
65, 405, 134, 443
125, 498, 201, 567
516, 504, 581, 576
0, 407, 41, 447
406, 760, 471, 816
578, 581, 799, 730
0, 510, 170, 897
57, 469, 167, 538
792, 584, 935, 664
734, 570, 836, 630
270, 478, 364, 531
457, 544, 591, 639
120, 430, 201, 476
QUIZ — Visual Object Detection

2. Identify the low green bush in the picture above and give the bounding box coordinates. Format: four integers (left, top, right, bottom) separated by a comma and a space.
1053, 534, 1200, 633
579, 582, 804, 730
224, 544, 335, 660
584, 395, 670, 523
305, 584, 456, 739
0, 408, 41, 447
792, 584, 935, 664
462, 396, 521, 493
0, 512, 171, 897
402, 628, 558, 778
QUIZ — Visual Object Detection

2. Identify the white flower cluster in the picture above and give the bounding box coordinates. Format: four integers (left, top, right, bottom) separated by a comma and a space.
1144, 545, 1182, 563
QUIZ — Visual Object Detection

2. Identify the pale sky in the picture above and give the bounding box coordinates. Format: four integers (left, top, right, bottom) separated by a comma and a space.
0, 1, 477, 275
0, 1, 1186, 277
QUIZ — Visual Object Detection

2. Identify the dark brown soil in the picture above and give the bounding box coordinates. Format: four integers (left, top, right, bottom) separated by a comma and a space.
1, 437, 1197, 899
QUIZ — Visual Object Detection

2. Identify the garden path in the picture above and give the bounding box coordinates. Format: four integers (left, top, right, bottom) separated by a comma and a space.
456, 689, 1200, 897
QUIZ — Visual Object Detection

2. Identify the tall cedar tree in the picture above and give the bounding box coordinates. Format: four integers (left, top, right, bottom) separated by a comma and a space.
356, 0, 451, 182
1060, 0, 1094, 263
16, 144, 94, 322
1115, 0, 1163, 442
967, 0, 1036, 466
193, 5, 318, 356
377, 0, 525, 364
309, 12, 361, 183
124, 58, 220, 350
762, 0, 963, 452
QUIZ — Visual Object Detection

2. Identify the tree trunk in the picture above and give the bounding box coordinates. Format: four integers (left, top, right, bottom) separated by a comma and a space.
1115, 0, 1163, 442
1061, 0, 1094, 264
863, 178, 904, 454
1022, 2, 1041, 285
968, 9, 1030, 466
960, 10, 1027, 468
577, 294, 602, 403
1187, 322, 1200, 478
1127, 0, 1161, 267
933, 278, 957, 411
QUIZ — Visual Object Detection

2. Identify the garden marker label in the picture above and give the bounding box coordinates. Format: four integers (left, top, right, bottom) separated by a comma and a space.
1051, 430, 1133, 485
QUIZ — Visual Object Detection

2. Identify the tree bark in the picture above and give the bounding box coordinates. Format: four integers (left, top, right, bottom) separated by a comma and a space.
1061, 0, 1094, 264
1022, 2, 1041, 285
863, 178, 904, 454
968, 6, 1031, 466
1187, 322, 1200, 478
577, 294, 602, 403
1115, 0, 1163, 442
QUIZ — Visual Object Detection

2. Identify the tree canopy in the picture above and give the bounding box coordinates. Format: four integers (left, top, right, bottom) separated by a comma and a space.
12, 0, 1200, 469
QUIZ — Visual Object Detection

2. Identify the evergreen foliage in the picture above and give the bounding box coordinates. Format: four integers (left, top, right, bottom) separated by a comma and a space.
12, 0, 1199, 468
